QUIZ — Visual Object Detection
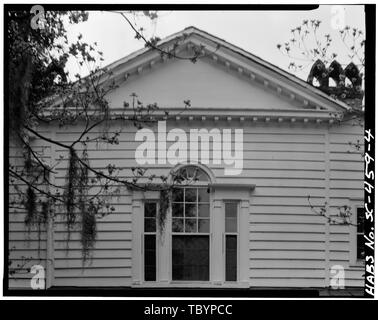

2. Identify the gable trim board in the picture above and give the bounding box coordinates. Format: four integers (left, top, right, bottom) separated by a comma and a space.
105, 108, 342, 123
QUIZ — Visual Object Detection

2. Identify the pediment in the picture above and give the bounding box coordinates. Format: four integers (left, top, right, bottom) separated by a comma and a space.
107, 56, 307, 111
100, 27, 350, 121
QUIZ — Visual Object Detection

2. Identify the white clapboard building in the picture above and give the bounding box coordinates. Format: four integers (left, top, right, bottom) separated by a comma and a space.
9, 27, 364, 291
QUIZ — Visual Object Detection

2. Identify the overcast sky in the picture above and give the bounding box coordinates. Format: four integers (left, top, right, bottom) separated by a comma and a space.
65, 5, 365, 81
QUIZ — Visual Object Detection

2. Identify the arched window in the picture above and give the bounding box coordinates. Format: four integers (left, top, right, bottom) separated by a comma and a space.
139, 163, 249, 284
171, 165, 211, 281
171, 164, 212, 185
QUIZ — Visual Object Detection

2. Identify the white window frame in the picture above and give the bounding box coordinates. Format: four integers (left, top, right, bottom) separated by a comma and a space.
131, 167, 253, 288
142, 201, 159, 283
170, 185, 212, 283
223, 200, 240, 282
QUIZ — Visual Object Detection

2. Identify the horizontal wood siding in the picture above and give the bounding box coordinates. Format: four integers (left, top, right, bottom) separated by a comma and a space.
51, 136, 133, 287
328, 123, 364, 287
244, 124, 326, 287
8, 119, 364, 289
8, 136, 48, 289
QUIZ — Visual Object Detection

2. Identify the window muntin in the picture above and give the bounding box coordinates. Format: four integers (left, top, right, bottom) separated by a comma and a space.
172, 187, 210, 281
174, 165, 210, 183
356, 207, 364, 260
224, 202, 238, 281
225, 202, 238, 233
144, 202, 157, 281
172, 187, 210, 234
171, 166, 211, 281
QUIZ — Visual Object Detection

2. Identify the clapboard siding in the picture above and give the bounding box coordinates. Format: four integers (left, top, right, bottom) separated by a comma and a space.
249, 278, 326, 287
328, 124, 364, 287
55, 150, 325, 162
251, 241, 325, 251
54, 267, 132, 278
250, 259, 326, 269
54, 159, 326, 171
51, 122, 330, 288
230, 126, 325, 287
251, 214, 325, 224
250, 269, 326, 278
246, 121, 363, 288
8, 135, 48, 289
53, 277, 132, 287
8, 117, 364, 289
55, 258, 131, 269
54, 249, 132, 259
52, 207, 133, 286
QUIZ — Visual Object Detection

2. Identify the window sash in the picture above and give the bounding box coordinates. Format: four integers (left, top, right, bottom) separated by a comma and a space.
143, 202, 158, 282
144, 234, 156, 281
225, 235, 238, 281
171, 187, 210, 234
356, 207, 365, 260
224, 201, 239, 281
172, 235, 210, 281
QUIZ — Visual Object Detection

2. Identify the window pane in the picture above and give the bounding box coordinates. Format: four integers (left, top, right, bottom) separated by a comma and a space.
185, 203, 197, 217
145, 203, 156, 217
357, 207, 364, 233
176, 166, 209, 182
172, 218, 184, 232
357, 234, 365, 259
144, 218, 156, 232
198, 204, 210, 217
225, 202, 238, 233
172, 188, 184, 202
198, 219, 210, 233
183, 166, 194, 179
195, 170, 209, 182
172, 203, 184, 217
145, 234, 156, 249
144, 235, 156, 281
225, 235, 237, 281
225, 202, 237, 218
185, 219, 197, 233
185, 188, 197, 202
172, 235, 209, 281
225, 218, 237, 233
198, 188, 210, 202
185, 166, 200, 181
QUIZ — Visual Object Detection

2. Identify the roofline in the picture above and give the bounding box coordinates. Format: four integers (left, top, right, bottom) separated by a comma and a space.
101, 26, 351, 112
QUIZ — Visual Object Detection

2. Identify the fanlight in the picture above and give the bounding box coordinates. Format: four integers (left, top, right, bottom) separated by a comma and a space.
172, 165, 210, 184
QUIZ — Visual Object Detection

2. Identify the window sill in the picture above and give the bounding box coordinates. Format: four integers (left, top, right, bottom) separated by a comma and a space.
132, 281, 249, 288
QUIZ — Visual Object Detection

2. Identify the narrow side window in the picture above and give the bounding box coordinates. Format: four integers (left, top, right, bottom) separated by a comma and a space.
356, 207, 365, 260
225, 202, 238, 281
144, 202, 157, 281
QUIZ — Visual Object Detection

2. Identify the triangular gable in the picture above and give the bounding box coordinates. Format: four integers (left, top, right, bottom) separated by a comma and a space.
95, 27, 352, 122
107, 55, 310, 111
